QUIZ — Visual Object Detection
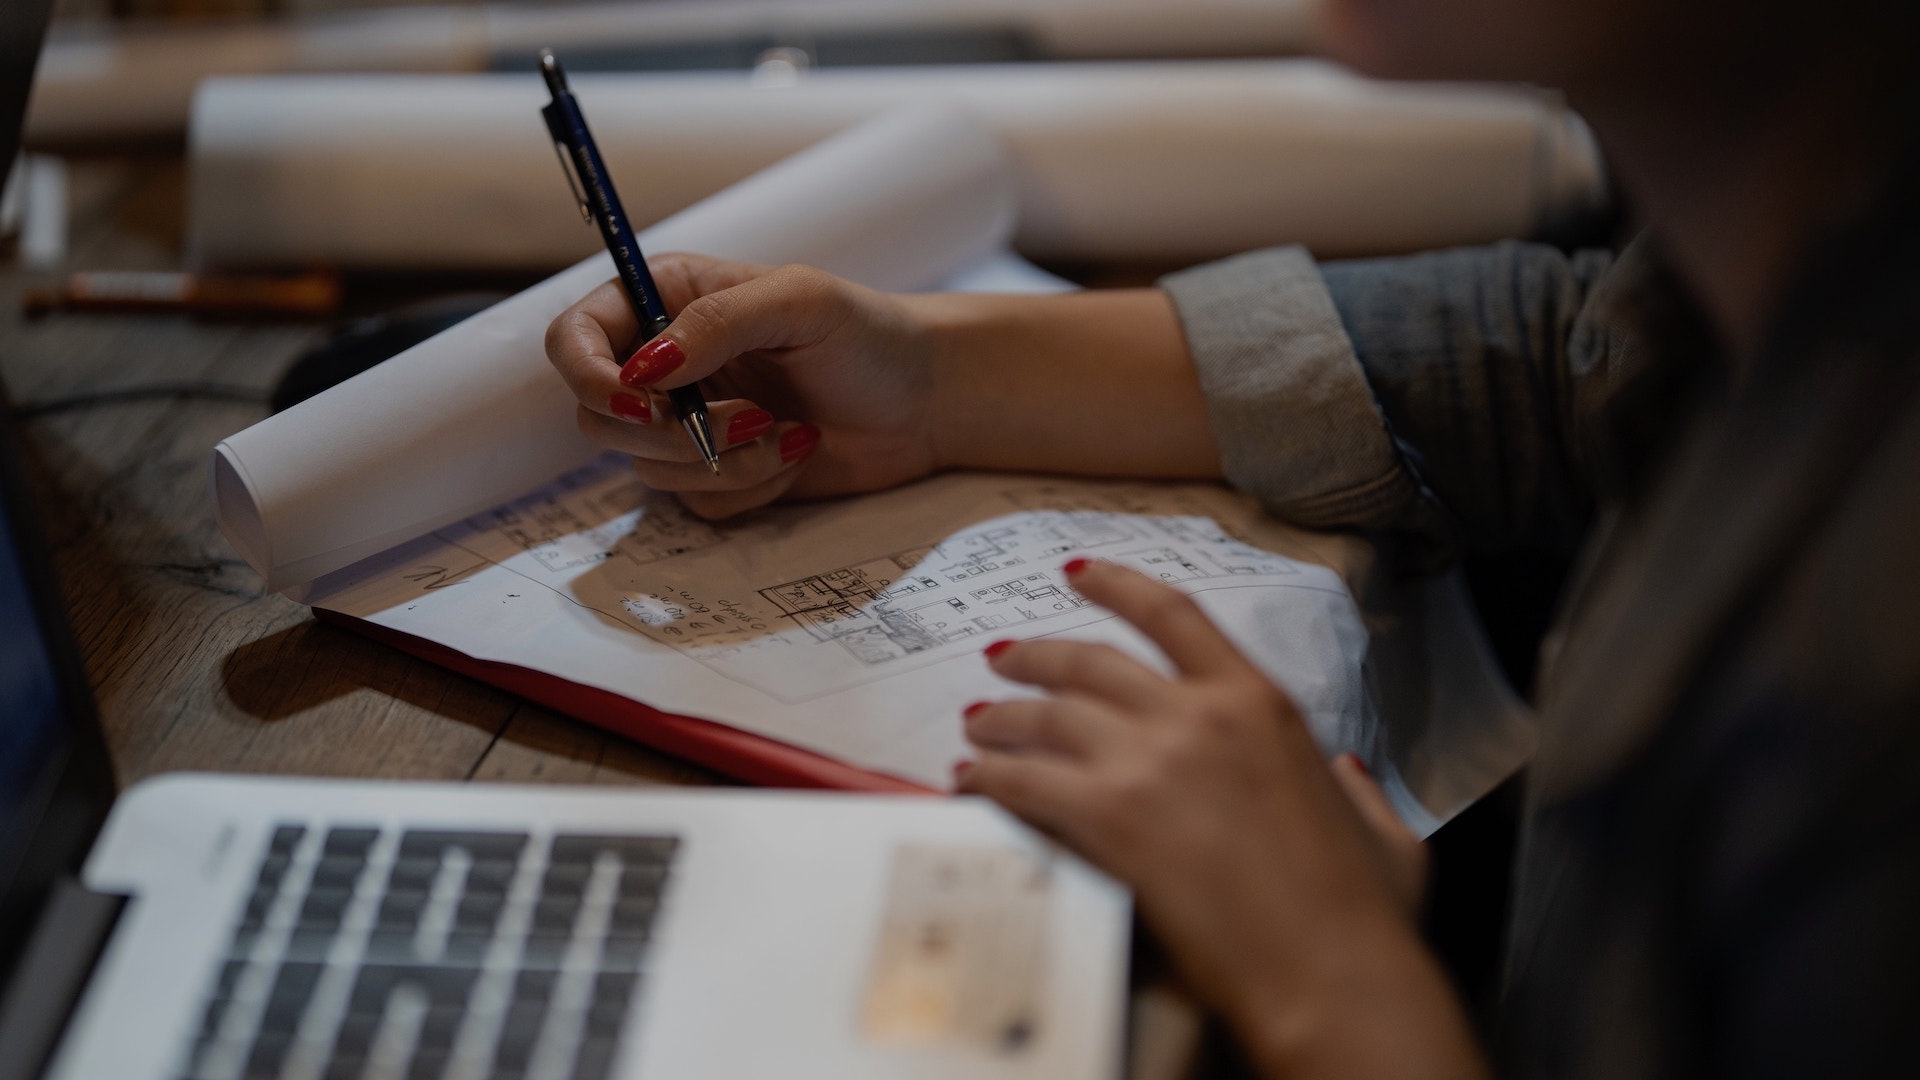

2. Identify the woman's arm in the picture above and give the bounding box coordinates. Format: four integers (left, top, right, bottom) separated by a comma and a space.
911, 288, 1223, 480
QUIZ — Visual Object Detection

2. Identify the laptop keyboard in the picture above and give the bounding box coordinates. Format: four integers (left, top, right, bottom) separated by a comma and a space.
182, 824, 679, 1080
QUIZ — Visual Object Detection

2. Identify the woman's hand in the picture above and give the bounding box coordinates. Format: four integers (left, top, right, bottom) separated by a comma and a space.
545, 254, 940, 519
546, 254, 1225, 518
960, 558, 1485, 1080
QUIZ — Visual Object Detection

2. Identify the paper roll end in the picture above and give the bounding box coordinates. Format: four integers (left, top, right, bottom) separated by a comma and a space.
210, 442, 274, 587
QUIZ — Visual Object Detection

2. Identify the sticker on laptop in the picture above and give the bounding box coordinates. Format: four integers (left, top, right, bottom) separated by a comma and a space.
861, 844, 1052, 1052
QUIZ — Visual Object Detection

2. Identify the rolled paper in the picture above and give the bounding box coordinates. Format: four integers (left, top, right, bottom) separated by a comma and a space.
211, 105, 1016, 592
26, 0, 1317, 143
186, 60, 1605, 269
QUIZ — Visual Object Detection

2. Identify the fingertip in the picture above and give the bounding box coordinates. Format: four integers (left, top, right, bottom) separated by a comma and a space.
609, 392, 651, 424
722, 407, 775, 447
962, 700, 992, 720
778, 423, 822, 465
1061, 556, 1096, 577
619, 336, 688, 388
983, 639, 1017, 661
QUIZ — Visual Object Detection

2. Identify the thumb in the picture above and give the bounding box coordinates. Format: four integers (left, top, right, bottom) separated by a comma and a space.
618, 264, 850, 392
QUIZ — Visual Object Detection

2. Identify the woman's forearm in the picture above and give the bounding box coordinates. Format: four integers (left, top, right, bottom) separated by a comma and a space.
909, 289, 1224, 479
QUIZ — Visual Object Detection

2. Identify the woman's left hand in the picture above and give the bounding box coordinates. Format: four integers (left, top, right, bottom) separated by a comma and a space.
959, 558, 1485, 1080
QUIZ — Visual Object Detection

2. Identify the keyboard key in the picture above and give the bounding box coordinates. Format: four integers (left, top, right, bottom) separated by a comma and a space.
585, 998, 629, 1036
593, 972, 637, 1003
530, 897, 579, 935
284, 927, 339, 964
416, 1005, 467, 1051
255, 853, 293, 891
399, 831, 530, 860
297, 886, 354, 928
405, 965, 482, 1006
517, 935, 570, 970
322, 828, 381, 857
239, 885, 275, 930
268, 825, 306, 856
463, 858, 518, 894
376, 893, 431, 933
347, 965, 402, 1016
571, 1036, 621, 1080
438, 933, 492, 967
615, 864, 670, 897
406, 1049, 450, 1080
260, 962, 323, 1033
548, 835, 678, 867
598, 936, 649, 972
511, 969, 556, 1005
310, 854, 367, 892
386, 857, 441, 893
241, 1031, 294, 1079
452, 893, 505, 934
360, 928, 420, 964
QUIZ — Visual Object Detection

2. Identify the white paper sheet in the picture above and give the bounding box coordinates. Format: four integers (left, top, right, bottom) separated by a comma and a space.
305, 464, 1379, 792
302, 458, 1535, 830
187, 61, 1606, 269
212, 105, 1015, 592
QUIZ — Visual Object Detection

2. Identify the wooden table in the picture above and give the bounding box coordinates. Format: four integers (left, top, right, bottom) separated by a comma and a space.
1, 156, 721, 791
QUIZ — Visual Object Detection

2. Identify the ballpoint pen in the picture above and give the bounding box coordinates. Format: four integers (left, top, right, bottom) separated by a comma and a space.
539, 49, 722, 474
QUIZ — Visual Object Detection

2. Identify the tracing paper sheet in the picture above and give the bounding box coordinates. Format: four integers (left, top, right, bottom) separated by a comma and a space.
211, 106, 1015, 592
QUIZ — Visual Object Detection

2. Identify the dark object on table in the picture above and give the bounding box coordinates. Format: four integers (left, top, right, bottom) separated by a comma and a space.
271, 293, 505, 413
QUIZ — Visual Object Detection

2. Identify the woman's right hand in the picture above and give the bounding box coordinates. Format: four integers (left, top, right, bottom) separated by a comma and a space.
544, 253, 940, 519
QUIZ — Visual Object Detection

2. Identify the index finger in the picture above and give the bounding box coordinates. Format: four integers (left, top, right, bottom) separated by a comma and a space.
1061, 558, 1254, 679
544, 278, 643, 417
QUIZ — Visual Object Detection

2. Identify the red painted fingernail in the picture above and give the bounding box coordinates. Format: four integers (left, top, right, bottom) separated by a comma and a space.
620, 337, 686, 387
608, 392, 651, 423
1343, 752, 1371, 778
1062, 556, 1093, 576
953, 760, 974, 782
962, 700, 991, 719
983, 639, 1016, 660
779, 424, 821, 464
725, 408, 775, 445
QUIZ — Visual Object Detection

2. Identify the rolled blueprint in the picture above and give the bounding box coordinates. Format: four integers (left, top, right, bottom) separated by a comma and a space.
28, 0, 1315, 144
212, 105, 1014, 592
187, 60, 1606, 269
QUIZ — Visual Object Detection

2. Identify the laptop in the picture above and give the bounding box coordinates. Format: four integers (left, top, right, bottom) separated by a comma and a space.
0, 20, 1129, 1080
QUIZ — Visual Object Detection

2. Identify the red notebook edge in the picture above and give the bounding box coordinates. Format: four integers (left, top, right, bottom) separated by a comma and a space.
313, 608, 939, 797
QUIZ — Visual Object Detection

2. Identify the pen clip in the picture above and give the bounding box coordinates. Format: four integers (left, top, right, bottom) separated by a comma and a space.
541, 104, 592, 225
548, 139, 593, 226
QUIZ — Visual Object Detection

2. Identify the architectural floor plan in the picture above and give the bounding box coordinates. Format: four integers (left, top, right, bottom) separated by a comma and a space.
308, 457, 1375, 789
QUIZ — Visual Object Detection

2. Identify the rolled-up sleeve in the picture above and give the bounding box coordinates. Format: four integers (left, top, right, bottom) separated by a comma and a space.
1163, 239, 1641, 565
1160, 246, 1423, 532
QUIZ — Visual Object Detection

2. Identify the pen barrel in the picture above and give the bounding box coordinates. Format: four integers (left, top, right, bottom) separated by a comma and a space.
549, 94, 672, 327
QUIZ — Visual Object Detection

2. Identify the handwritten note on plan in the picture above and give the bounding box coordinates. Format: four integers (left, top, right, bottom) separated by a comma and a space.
305, 457, 1378, 789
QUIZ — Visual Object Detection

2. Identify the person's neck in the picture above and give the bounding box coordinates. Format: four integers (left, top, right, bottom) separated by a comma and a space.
1581, 72, 1883, 368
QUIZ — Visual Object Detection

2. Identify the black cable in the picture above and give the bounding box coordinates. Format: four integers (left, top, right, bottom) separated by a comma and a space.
13, 381, 272, 418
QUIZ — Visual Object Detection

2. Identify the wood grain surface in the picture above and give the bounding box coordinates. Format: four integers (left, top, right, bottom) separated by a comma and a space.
1, 158, 721, 791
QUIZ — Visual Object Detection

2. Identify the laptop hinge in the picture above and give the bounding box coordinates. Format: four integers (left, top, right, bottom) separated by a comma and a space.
0, 878, 129, 1080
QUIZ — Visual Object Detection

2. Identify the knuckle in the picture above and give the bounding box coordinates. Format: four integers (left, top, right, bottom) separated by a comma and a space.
544, 310, 588, 363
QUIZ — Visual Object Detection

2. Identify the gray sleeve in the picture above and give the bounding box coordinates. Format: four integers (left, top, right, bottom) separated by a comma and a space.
1162, 239, 1642, 562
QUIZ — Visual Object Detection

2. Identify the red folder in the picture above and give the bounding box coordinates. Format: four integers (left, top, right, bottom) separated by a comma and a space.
315, 609, 938, 795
